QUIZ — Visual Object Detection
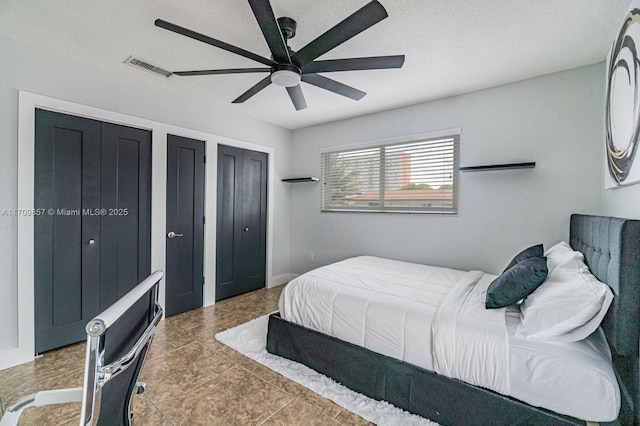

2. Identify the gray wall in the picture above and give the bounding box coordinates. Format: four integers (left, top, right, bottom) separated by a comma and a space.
602, 179, 640, 219
0, 36, 292, 352
289, 64, 605, 276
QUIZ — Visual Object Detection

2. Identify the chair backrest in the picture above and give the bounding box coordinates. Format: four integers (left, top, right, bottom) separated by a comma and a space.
80, 271, 163, 426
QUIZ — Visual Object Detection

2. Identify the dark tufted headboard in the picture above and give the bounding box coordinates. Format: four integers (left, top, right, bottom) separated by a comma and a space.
570, 214, 640, 425
570, 214, 640, 357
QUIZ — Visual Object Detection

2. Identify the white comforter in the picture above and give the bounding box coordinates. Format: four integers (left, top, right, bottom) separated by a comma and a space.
432, 271, 509, 394
279, 256, 508, 393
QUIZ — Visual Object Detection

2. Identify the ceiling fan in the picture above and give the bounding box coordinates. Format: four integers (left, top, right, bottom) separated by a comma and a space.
155, 0, 404, 110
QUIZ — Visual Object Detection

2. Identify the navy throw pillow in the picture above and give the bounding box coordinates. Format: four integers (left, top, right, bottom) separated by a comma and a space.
503, 244, 544, 273
486, 256, 548, 309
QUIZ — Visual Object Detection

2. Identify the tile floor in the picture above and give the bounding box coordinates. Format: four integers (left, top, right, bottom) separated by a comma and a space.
0, 285, 372, 425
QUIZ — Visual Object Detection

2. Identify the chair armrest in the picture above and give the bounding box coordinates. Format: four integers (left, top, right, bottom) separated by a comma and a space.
0, 387, 83, 426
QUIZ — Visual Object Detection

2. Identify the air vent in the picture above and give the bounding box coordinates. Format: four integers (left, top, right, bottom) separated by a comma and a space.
123, 56, 172, 78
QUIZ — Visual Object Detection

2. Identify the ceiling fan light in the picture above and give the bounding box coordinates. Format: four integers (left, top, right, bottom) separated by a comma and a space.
271, 70, 301, 87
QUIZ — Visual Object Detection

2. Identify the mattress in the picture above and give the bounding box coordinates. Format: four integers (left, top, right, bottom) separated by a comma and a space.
506, 306, 620, 422
279, 256, 620, 422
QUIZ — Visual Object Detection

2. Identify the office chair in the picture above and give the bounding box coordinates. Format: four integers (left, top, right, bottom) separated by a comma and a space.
1, 271, 163, 426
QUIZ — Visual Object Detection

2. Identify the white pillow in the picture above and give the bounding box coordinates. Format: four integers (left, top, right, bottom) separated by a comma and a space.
544, 241, 583, 274
517, 255, 613, 343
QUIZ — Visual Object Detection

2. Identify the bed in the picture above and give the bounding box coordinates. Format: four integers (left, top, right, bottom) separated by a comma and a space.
266, 214, 640, 425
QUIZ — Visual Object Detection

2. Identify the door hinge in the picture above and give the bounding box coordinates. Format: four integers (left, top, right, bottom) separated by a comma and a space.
203, 155, 206, 164
203, 216, 205, 225
203, 277, 205, 286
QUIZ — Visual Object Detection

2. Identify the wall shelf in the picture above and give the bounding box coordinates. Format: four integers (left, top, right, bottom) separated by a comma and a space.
459, 162, 535, 172
282, 177, 320, 183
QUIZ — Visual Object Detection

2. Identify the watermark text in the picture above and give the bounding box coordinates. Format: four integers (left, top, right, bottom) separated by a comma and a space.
1, 208, 129, 217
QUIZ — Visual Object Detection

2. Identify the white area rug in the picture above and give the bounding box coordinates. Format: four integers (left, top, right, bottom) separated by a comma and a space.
215, 315, 438, 426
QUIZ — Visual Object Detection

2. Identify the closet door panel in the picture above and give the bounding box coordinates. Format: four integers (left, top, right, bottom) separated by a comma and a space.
239, 151, 267, 293
34, 109, 101, 353
216, 144, 267, 300
100, 123, 151, 310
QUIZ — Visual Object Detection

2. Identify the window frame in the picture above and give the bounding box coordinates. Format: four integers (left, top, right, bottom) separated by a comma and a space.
320, 129, 460, 215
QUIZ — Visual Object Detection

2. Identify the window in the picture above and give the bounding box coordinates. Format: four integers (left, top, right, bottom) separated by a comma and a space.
321, 131, 459, 214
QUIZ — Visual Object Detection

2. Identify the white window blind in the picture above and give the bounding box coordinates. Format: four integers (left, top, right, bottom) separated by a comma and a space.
321, 134, 459, 214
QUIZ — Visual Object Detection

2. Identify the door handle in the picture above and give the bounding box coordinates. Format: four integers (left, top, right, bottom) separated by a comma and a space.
244, 227, 249, 232
167, 231, 184, 239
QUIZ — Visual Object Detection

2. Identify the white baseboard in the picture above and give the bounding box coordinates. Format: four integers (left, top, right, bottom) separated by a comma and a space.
0, 346, 35, 371
268, 273, 298, 288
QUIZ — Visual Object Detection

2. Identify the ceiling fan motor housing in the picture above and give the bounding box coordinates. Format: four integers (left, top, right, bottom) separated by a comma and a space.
277, 17, 297, 40
271, 63, 301, 87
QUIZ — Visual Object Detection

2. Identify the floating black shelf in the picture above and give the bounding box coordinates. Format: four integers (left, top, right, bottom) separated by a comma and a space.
459, 162, 536, 172
282, 177, 320, 183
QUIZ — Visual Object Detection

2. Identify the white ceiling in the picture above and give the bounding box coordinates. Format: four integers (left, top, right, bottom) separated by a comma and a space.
0, 0, 630, 130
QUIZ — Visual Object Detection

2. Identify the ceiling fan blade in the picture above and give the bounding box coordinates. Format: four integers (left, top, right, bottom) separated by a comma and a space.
232, 75, 272, 103
291, 0, 388, 68
302, 74, 366, 101
155, 19, 275, 67
302, 55, 404, 74
174, 68, 271, 76
247, 0, 291, 64
286, 85, 307, 110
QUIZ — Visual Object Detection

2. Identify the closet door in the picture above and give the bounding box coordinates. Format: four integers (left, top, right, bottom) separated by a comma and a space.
216, 145, 267, 301
34, 110, 102, 353
99, 123, 152, 309
34, 109, 151, 353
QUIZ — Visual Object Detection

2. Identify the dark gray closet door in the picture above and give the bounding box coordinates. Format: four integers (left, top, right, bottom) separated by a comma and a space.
99, 122, 152, 309
216, 145, 267, 301
34, 109, 151, 353
35, 109, 101, 353
165, 134, 205, 317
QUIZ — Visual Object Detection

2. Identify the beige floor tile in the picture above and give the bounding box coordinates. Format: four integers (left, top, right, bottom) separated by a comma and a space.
173, 366, 293, 425
164, 304, 235, 333
266, 372, 343, 419
130, 394, 174, 425
140, 379, 196, 423
57, 415, 81, 425
216, 346, 281, 382
261, 399, 341, 425
145, 321, 198, 360
184, 325, 225, 352
140, 341, 235, 387
334, 408, 375, 425
0, 342, 85, 400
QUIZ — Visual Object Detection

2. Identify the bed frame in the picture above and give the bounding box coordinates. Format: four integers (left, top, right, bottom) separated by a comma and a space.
266, 214, 640, 425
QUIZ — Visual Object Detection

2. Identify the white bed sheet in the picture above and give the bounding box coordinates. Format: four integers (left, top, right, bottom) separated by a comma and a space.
506, 306, 620, 422
279, 256, 620, 422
